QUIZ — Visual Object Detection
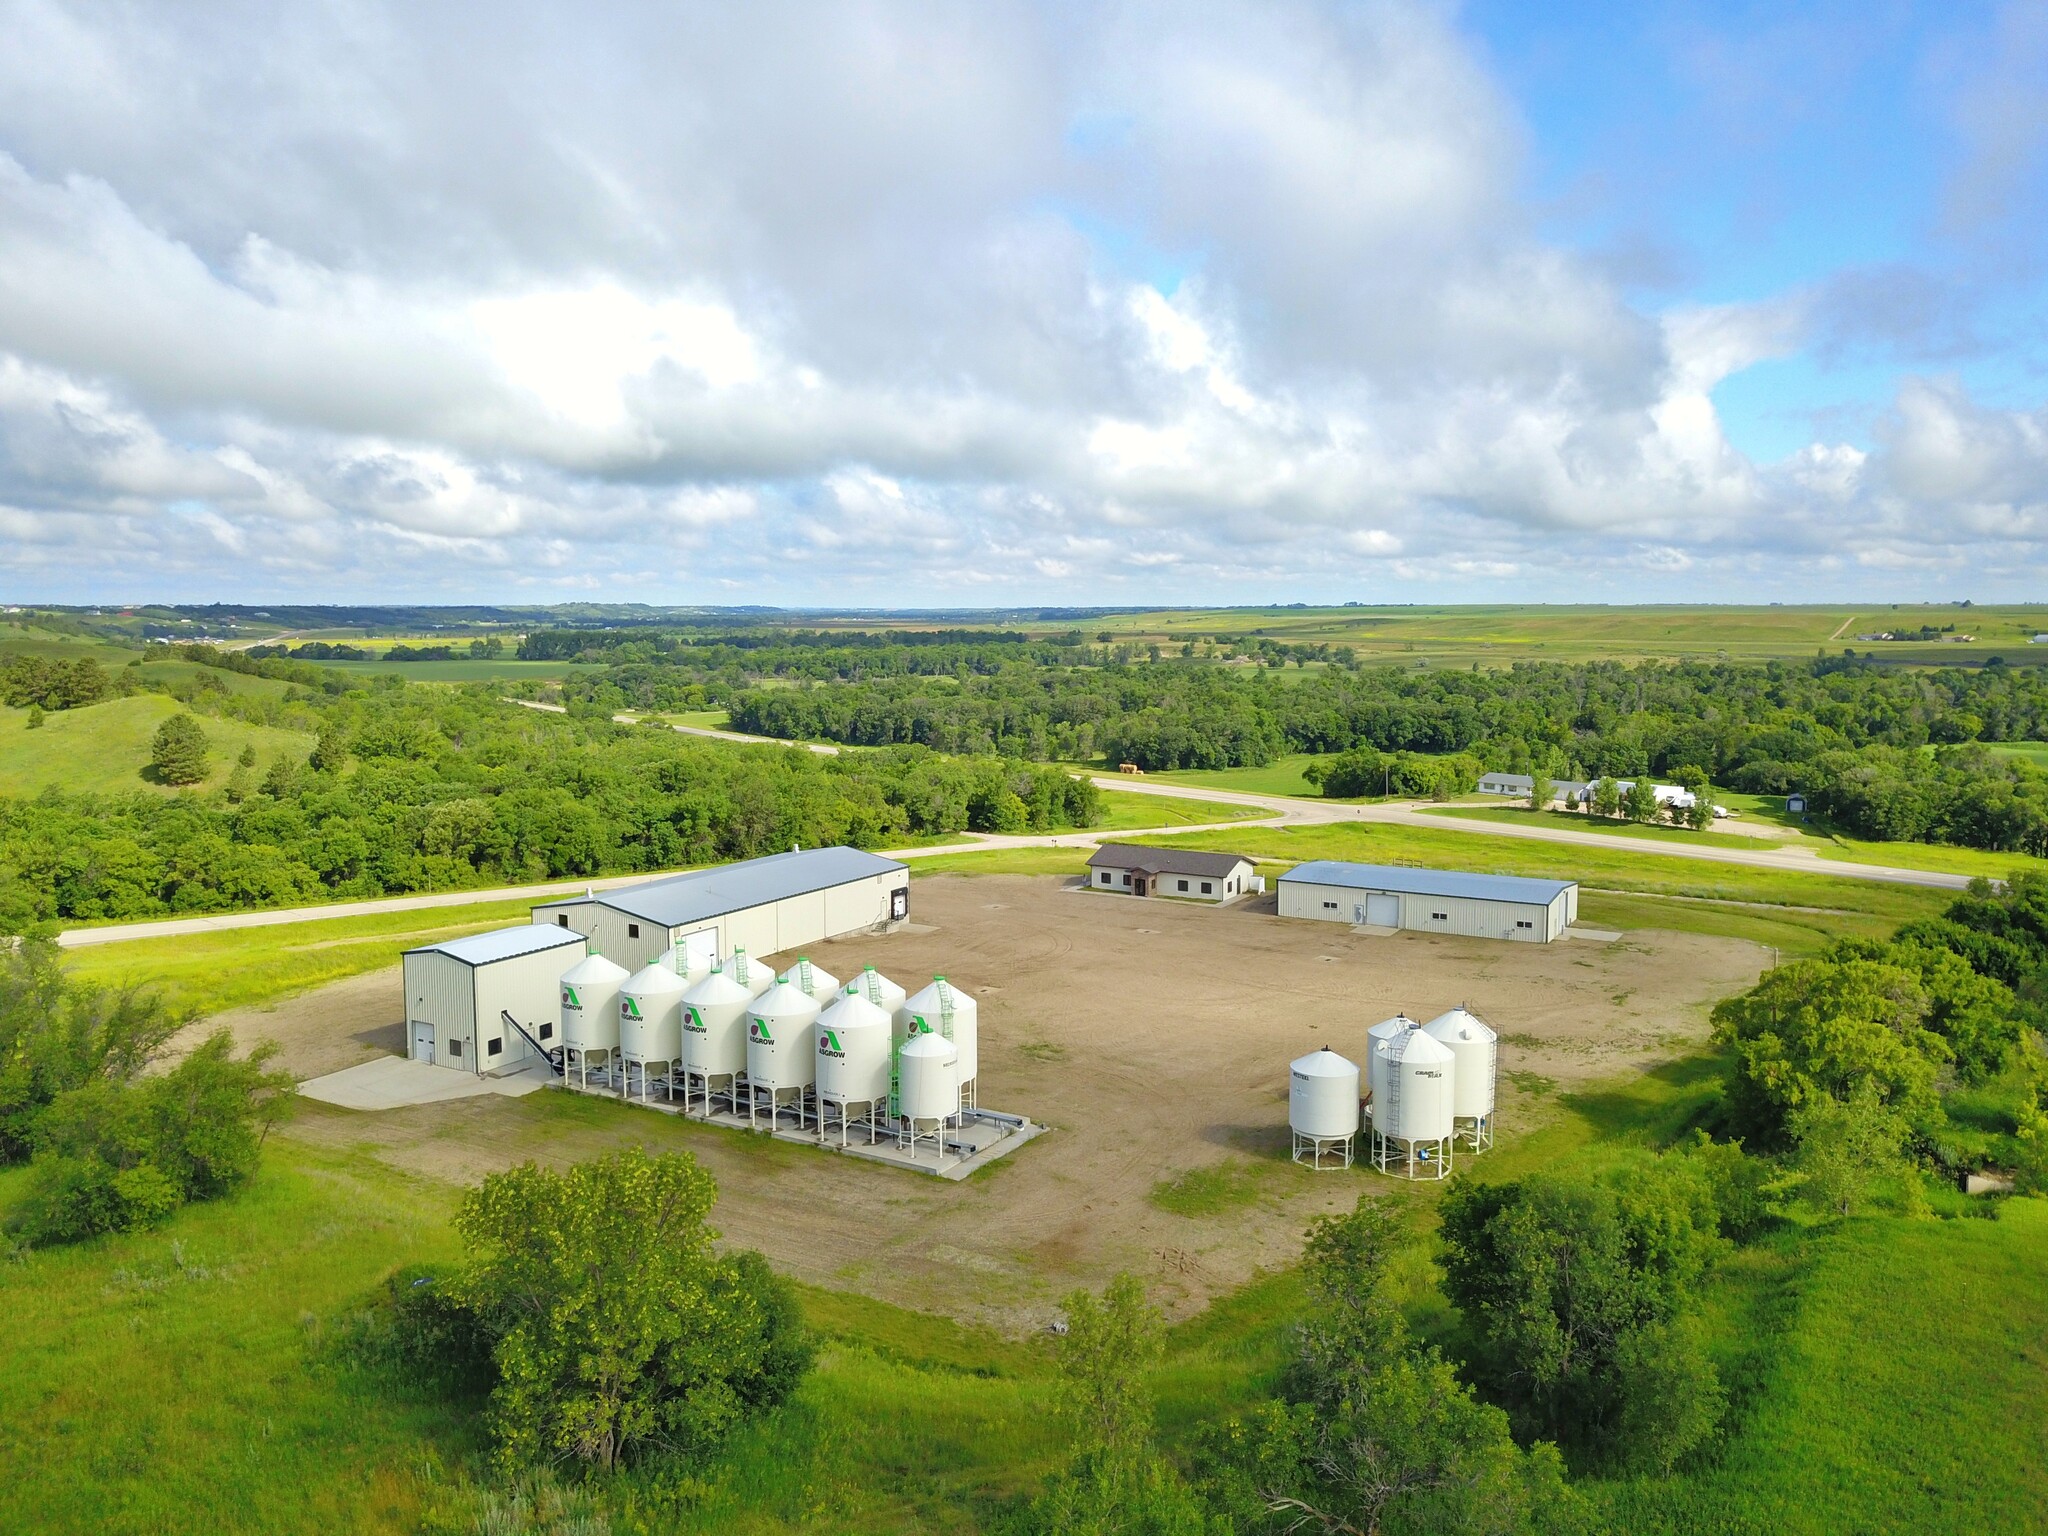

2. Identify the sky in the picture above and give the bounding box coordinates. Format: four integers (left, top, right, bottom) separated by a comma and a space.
0, 0, 2044, 607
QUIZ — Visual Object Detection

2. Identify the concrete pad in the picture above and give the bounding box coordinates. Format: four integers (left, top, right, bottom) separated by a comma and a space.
1566, 926, 1623, 942
299, 1056, 553, 1111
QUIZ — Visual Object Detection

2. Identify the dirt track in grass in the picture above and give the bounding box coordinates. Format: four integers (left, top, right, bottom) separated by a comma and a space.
262, 874, 1762, 1328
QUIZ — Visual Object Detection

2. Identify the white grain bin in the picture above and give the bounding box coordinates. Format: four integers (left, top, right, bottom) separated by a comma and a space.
680, 964, 754, 1112
815, 991, 893, 1145
663, 940, 714, 988
1289, 1047, 1361, 1171
777, 957, 841, 1000
618, 962, 688, 1100
1371, 1026, 1456, 1181
901, 977, 979, 1107
896, 1030, 959, 1161
559, 952, 630, 1085
1365, 1014, 1418, 1112
746, 981, 822, 1129
1422, 1006, 1499, 1150
727, 947, 777, 1000
844, 965, 908, 1019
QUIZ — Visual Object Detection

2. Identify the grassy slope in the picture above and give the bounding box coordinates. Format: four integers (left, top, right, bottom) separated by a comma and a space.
0, 695, 315, 797
1091, 787, 1268, 830
61, 900, 545, 1017
1109, 753, 1327, 797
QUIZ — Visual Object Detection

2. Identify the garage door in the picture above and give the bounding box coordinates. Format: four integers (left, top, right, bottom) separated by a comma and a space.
1366, 894, 1401, 927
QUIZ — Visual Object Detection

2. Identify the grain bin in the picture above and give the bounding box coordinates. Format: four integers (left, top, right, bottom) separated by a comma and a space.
777, 957, 841, 1000
845, 965, 908, 1019
1289, 1047, 1361, 1171
680, 964, 753, 1114
663, 940, 713, 989
901, 977, 979, 1108
815, 991, 893, 1145
1365, 1014, 1418, 1112
1422, 1006, 1498, 1150
727, 946, 776, 1000
1370, 1027, 1456, 1181
896, 1030, 959, 1161
746, 981, 822, 1130
619, 962, 687, 1100
559, 952, 630, 1086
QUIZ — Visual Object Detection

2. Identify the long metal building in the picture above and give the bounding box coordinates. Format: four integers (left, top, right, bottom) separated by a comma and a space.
1277, 860, 1577, 942
401, 923, 589, 1073
531, 846, 911, 972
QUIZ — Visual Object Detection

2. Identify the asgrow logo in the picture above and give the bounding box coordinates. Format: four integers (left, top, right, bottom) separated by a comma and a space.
819, 1028, 844, 1059
562, 985, 582, 1008
749, 1018, 773, 1044
684, 1006, 705, 1032
622, 997, 642, 1020
910, 1014, 931, 1035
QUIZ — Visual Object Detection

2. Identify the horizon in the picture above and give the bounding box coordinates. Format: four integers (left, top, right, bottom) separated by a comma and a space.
1, 3, 2044, 603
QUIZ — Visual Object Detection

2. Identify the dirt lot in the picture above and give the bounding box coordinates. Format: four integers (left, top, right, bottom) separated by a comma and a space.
270, 874, 1762, 1328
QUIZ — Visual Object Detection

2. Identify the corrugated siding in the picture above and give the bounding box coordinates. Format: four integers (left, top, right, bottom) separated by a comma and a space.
473, 942, 586, 1068
1278, 880, 1564, 943
774, 889, 828, 951
403, 952, 477, 1071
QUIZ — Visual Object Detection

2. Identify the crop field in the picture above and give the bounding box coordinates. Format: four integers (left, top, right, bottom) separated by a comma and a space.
0, 695, 315, 797
1055, 603, 2048, 667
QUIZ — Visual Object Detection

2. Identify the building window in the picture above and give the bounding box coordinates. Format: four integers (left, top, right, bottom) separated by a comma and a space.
1431, 911, 1449, 922
1177, 879, 1189, 892
557, 914, 568, 927
1100, 870, 1113, 884
1323, 900, 1338, 910
628, 923, 640, 939
1200, 881, 1212, 895
1517, 920, 1534, 930
539, 1021, 553, 1040
449, 1039, 463, 1059
487, 1037, 503, 1056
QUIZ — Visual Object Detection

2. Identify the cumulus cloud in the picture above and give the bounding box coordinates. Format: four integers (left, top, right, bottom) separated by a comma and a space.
0, 0, 2040, 601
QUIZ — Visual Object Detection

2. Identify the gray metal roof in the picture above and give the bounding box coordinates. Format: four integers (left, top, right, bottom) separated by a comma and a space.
1086, 843, 1253, 877
406, 924, 587, 966
1279, 860, 1575, 905
587, 846, 907, 929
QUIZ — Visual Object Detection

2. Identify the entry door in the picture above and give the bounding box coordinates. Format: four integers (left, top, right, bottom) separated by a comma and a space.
679, 927, 718, 972
1134, 875, 1149, 897
412, 1021, 435, 1062
1366, 894, 1401, 927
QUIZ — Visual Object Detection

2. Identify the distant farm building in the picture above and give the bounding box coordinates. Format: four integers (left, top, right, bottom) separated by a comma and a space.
1086, 843, 1256, 901
1278, 861, 1577, 942
532, 846, 910, 973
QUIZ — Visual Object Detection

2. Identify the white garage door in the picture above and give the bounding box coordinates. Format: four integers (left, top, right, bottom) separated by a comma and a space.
1366, 894, 1401, 927
679, 926, 718, 972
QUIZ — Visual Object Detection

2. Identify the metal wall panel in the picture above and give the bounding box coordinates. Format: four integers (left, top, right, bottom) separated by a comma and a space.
402, 952, 477, 1071
472, 942, 586, 1068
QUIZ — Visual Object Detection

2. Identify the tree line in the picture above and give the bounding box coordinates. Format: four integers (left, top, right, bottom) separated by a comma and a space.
0, 681, 1099, 933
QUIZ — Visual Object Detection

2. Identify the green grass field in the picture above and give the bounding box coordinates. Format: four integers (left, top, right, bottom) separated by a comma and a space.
60, 900, 545, 1017
3, 1049, 2039, 1534
0, 695, 315, 797
1105, 753, 1328, 797
1984, 740, 2048, 768
1091, 788, 1268, 831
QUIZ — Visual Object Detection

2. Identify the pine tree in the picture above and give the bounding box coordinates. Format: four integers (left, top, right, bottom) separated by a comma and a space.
148, 714, 209, 786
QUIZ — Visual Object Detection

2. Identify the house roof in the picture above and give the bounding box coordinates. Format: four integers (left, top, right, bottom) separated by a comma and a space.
1278, 860, 1575, 906
1478, 772, 1534, 790
583, 846, 907, 930
405, 924, 587, 966
1086, 843, 1253, 877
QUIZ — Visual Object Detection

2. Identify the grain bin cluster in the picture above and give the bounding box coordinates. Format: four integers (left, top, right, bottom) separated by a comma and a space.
1287, 1007, 1499, 1177
399, 847, 1032, 1179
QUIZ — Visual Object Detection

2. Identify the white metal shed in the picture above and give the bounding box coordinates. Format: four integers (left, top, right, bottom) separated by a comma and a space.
1277, 861, 1578, 943
530, 846, 911, 973
401, 924, 589, 1074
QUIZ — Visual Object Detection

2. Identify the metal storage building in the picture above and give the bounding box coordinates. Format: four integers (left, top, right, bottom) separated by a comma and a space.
1277, 861, 1577, 942
531, 846, 911, 974
401, 924, 588, 1073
